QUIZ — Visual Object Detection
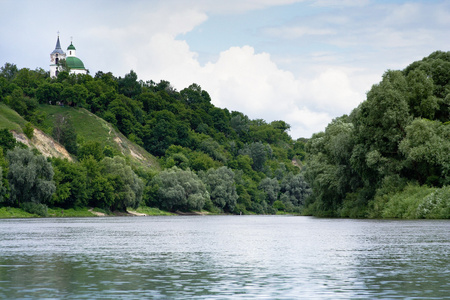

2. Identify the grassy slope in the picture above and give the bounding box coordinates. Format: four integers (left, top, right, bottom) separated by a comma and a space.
0, 104, 167, 218
38, 105, 160, 169
0, 104, 159, 169
0, 103, 26, 131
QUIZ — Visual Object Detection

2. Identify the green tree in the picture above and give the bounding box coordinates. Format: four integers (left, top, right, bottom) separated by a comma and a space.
180, 83, 212, 110
304, 116, 358, 216
7, 88, 27, 115
405, 69, 437, 118
0, 129, 17, 151
23, 122, 34, 139
399, 119, 450, 186
0, 63, 18, 81
0, 165, 4, 203
199, 138, 227, 163
78, 141, 104, 161
100, 156, 144, 211
81, 156, 114, 209
230, 113, 249, 137
7, 148, 55, 206
138, 91, 165, 113
200, 166, 238, 212
258, 177, 280, 205
12, 68, 46, 95
280, 173, 311, 207
143, 110, 178, 156
50, 158, 88, 208
210, 107, 231, 135
189, 151, 219, 171
6, 87, 38, 119
36, 82, 63, 104
350, 70, 411, 200
118, 70, 142, 99
107, 95, 142, 136
0, 148, 8, 203
239, 142, 271, 172
52, 114, 78, 154
152, 167, 209, 211
60, 84, 88, 107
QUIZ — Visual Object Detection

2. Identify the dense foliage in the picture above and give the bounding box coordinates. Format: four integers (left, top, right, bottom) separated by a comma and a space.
1, 51, 448, 218
305, 51, 449, 218
0, 63, 308, 214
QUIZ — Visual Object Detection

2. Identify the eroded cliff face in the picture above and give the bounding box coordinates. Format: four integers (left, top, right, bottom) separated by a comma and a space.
11, 126, 157, 169
12, 129, 73, 161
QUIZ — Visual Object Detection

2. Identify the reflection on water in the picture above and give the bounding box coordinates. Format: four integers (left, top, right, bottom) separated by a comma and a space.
0, 216, 448, 299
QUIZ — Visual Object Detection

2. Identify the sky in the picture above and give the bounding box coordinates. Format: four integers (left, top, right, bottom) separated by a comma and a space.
1, 0, 449, 139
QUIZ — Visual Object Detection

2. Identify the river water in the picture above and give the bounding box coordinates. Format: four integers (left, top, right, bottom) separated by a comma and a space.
0, 216, 448, 299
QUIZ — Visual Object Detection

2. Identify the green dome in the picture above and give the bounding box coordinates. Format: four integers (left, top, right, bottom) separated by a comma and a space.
66, 56, 85, 70
67, 43, 76, 50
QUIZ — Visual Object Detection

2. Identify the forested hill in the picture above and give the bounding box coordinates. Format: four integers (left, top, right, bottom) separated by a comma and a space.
0, 63, 308, 216
304, 51, 450, 219
1, 51, 448, 218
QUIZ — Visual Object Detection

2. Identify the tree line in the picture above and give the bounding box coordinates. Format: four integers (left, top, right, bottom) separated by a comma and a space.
1, 51, 448, 218
0, 63, 309, 215
304, 51, 449, 218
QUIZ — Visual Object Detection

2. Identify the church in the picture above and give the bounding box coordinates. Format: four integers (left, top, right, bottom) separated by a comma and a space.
50, 34, 87, 77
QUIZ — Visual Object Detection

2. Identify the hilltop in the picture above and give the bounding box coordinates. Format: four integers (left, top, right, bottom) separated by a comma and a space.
0, 103, 159, 169
38, 105, 159, 169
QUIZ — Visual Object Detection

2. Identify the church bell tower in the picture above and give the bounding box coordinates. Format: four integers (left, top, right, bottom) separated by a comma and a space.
50, 33, 66, 78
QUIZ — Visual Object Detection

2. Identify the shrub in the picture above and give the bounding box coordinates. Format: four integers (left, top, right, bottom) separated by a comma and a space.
21, 202, 48, 217
23, 122, 34, 139
273, 200, 285, 211
378, 184, 434, 219
416, 186, 450, 219
340, 192, 368, 218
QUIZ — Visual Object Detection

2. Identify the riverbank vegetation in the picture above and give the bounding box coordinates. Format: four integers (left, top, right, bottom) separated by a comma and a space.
0, 62, 308, 217
304, 51, 449, 218
0, 51, 448, 219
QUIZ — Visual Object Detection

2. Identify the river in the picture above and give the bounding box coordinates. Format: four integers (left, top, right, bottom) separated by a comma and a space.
0, 216, 448, 299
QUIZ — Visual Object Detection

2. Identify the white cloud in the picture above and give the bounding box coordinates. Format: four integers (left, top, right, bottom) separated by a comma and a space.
133, 42, 364, 138
299, 68, 362, 114
201, 46, 299, 112
285, 106, 331, 139
180, 0, 306, 13
198, 48, 369, 137
265, 26, 335, 39
312, 0, 369, 7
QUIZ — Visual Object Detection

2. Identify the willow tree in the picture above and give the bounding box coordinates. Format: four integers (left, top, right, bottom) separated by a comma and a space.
7, 148, 55, 206
200, 166, 238, 212
152, 167, 209, 212
100, 156, 144, 211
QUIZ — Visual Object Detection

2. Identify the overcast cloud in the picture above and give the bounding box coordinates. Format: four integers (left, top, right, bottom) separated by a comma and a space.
1, 0, 449, 138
